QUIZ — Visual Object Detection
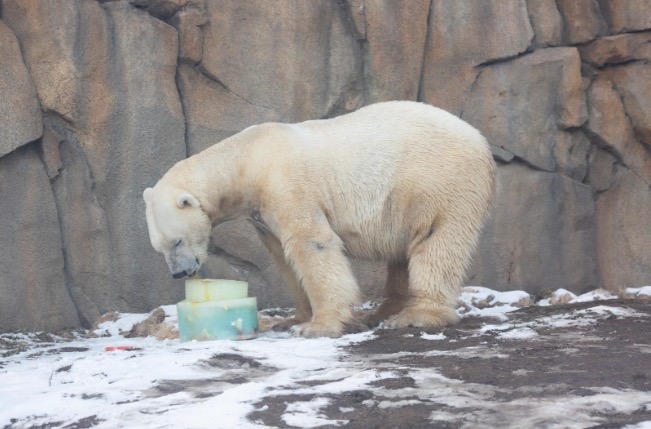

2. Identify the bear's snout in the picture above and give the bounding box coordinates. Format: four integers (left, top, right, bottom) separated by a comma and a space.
169, 256, 201, 279
172, 270, 194, 279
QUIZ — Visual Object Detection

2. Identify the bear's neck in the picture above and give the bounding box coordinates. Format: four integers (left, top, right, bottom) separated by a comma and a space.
178, 136, 261, 226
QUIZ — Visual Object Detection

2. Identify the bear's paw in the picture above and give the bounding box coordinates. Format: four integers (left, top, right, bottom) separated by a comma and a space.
383, 307, 458, 329
290, 321, 343, 338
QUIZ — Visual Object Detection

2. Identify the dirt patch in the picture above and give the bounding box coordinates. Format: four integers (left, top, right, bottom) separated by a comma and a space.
249, 299, 651, 428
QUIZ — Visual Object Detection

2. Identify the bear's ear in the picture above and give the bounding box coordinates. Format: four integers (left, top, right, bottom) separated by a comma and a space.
143, 187, 153, 202
176, 192, 200, 209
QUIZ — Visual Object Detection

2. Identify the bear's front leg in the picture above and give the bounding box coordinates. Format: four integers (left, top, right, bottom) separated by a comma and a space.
251, 224, 312, 331
280, 219, 362, 338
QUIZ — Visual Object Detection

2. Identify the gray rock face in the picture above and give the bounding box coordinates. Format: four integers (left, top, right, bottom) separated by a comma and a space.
421, 0, 534, 114
0, 146, 80, 331
2, 0, 186, 330
0, 0, 649, 331
462, 47, 587, 173
0, 21, 42, 157
469, 164, 599, 295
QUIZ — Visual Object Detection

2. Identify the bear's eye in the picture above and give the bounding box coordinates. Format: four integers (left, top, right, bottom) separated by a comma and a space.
174, 239, 182, 248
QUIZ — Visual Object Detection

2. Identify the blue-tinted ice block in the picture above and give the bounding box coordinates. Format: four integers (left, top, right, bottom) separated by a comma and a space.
177, 297, 258, 341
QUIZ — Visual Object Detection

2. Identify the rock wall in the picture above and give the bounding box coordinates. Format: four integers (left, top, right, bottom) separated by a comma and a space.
1, 0, 650, 332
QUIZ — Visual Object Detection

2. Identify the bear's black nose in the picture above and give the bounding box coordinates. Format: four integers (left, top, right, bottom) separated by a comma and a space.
172, 271, 187, 279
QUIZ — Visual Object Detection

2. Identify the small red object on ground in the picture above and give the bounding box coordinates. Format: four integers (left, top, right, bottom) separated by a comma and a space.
105, 346, 141, 352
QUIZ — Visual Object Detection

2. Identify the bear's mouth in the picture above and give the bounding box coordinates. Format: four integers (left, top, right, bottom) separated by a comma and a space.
172, 270, 196, 279
171, 258, 200, 279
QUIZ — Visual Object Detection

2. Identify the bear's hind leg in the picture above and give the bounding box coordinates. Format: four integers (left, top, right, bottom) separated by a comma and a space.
366, 260, 409, 328
385, 218, 479, 329
253, 226, 312, 331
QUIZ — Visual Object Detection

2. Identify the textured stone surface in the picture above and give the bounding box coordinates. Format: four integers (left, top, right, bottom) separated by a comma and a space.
355, 0, 430, 103
0, 0, 650, 332
0, 145, 80, 331
0, 21, 42, 158
586, 69, 651, 185
526, 0, 563, 47
462, 48, 587, 172
470, 164, 599, 295
170, 8, 208, 64
595, 169, 651, 292
200, 0, 361, 126
580, 32, 651, 67
421, 0, 534, 114
600, 0, 651, 33
3, 0, 186, 327
556, 0, 607, 44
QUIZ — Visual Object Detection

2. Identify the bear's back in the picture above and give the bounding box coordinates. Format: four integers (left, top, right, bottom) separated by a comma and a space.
279, 101, 494, 259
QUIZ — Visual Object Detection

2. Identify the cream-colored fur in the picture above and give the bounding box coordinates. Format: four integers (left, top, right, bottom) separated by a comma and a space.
144, 101, 496, 337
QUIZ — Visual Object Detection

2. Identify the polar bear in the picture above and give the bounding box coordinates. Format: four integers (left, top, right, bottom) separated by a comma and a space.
143, 101, 496, 337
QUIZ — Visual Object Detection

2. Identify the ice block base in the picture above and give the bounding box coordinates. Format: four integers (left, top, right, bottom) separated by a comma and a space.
177, 297, 258, 341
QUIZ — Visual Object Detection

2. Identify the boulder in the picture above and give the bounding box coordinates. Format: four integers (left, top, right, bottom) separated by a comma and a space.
585, 69, 651, 185
170, 8, 208, 64
0, 145, 80, 331
462, 48, 587, 172
354, 0, 430, 103
419, 0, 534, 114
177, 64, 281, 155
555, 0, 607, 44
3, 1, 82, 123
81, 2, 187, 315
3, 0, 187, 325
595, 169, 651, 292
586, 148, 618, 193
0, 21, 42, 158
200, 0, 362, 127
600, 0, 651, 33
585, 63, 651, 293
608, 63, 651, 152
526, 0, 563, 48
580, 32, 651, 67
470, 163, 599, 295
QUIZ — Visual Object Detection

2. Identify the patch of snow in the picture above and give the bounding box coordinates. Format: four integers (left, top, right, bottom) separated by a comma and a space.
622, 422, 651, 429
377, 399, 422, 409
625, 286, 651, 298
480, 323, 512, 334
282, 397, 348, 428
550, 288, 578, 305
421, 332, 446, 340
571, 288, 618, 303
497, 327, 538, 340
0, 326, 377, 429
386, 367, 651, 429
458, 286, 532, 318
533, 305, 644, 330
93, 312, 150, 337
475, 305, 644, 342
428, 387, 651, 428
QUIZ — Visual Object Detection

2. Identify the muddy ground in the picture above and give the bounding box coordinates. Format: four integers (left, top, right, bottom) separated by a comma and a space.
250, 299, 651, 428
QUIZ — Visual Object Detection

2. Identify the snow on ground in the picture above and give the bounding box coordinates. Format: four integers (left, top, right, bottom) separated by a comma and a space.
1, 287, 649, 429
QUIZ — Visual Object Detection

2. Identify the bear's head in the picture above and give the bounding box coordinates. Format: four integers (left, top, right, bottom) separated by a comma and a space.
143, 185, 211, 278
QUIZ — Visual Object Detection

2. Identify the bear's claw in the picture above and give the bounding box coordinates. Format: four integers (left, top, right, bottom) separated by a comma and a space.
271, 317, 303, 332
